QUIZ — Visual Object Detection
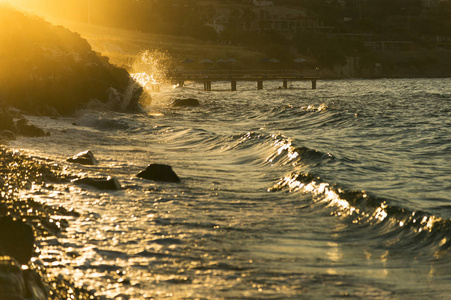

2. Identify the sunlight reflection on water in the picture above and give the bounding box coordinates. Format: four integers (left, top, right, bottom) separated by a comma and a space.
10, 78, 451, 299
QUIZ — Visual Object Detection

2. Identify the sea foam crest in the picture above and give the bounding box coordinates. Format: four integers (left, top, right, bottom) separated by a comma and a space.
269, 171, 451, 255
266, 134, 333, 167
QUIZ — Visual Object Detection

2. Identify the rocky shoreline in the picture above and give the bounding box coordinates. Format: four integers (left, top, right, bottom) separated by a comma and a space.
0, 6, 144, 298
0, 145, 100, 299
0, 101, 183, 299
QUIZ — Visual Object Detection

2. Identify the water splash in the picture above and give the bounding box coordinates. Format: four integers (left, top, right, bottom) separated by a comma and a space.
131, 49, 175, 87
131, 72, 155, 87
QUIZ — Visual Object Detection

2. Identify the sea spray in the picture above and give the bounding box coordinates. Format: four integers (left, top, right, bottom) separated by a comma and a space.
131, 49, 176, 86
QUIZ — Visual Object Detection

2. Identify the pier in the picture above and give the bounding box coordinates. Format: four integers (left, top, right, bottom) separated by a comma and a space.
167, 70, 319, 91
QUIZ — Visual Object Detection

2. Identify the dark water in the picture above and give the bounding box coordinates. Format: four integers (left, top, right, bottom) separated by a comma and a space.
12, 78, 451, 299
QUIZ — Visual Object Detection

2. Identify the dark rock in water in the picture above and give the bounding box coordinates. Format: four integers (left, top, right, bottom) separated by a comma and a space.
73, 176, 121, 190
171, 98, 200, 107
15, 118, 48, 137
0, 217, 35, 264
137, 164, 180, 182
67, 150, 98, 165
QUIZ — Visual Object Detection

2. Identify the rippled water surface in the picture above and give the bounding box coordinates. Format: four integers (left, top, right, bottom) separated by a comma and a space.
11, 78, 451, 299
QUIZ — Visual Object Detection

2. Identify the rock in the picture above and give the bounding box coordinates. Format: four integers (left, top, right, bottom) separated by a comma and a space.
0, 256, 28, 299
0, 217, 35, 264
0, 256, 48, 300
73, 176, 121, 190
38, 104, 60, 118
0, 130, 16, 141
22, 268, 48, 300
137, 164, 180, 182
171, 98, 200, 107
126, 85, 145, 113
66, 150, 98, 165
15, 118, 48, 137
0, 7, 141, 115
0, 112, 16, 132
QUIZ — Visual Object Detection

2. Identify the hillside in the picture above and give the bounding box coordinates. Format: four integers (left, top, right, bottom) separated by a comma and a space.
7, 1, 451, 78
0, 5, 141, 115
58, 21, 268, 72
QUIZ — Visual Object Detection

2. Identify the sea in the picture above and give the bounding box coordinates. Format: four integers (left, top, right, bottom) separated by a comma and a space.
10, 78, 451, 299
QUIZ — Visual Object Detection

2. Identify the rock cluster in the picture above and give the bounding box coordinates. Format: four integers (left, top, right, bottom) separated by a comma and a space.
0, 147, 96, 299
0, 6, 143, 116
0, 104, 49, 142
65, 150, 181, 190
0, 142, 182, 298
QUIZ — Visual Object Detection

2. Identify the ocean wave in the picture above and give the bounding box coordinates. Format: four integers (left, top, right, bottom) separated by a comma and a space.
269, 171, 451, 256
74, 113, 131, 130
259, 131, 451, 256
265, 134, 334, 168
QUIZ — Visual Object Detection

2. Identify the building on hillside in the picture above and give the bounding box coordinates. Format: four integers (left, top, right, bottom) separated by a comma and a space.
364, 41, 417, 51
202, 2, 333, 39
247, 6, 333, 37
328, 33, 374, 42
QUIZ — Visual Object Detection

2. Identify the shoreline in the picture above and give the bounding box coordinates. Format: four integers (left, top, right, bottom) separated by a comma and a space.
0, 145, 100, 299
1, 77, 450, 298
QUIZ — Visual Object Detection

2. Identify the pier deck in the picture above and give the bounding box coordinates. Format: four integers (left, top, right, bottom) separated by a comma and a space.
167, 70, 319, 91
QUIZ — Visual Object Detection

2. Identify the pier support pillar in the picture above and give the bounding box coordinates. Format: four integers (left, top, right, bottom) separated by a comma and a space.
257, 81, 263, 90
231, 81, 237, 91
312, 80, 317, 90
204, 81, 211, 91
283, 79, 288, 89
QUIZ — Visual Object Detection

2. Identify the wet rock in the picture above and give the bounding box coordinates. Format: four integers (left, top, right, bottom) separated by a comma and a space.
15, 118, 48, 137
73, 176, 121, 190
126, 85, 145, 113
23, 269, 48, 300
66, 150, 98, 165
0, 256, 48, 300
0, 256, 28, 299
0, 217, 35, 264
137, 164, 180, 182
171, 98, 200, 107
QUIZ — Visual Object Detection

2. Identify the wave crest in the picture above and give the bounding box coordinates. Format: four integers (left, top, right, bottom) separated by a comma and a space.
270, 171, 451, 255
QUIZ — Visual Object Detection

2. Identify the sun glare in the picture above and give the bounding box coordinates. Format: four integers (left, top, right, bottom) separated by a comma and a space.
9, 0, 91, 22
